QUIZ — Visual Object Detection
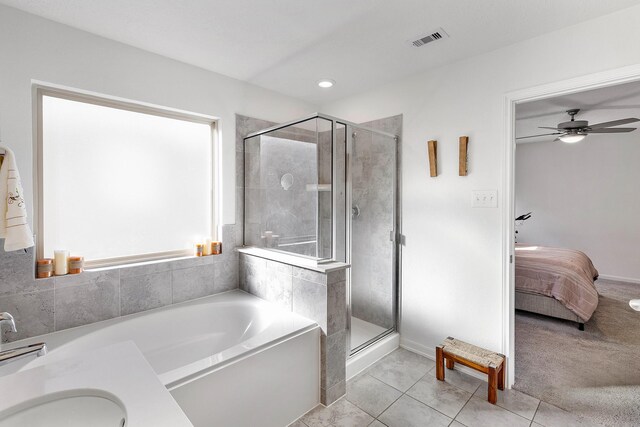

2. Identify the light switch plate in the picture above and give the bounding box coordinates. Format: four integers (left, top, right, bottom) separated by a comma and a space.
472, 190, 498, 208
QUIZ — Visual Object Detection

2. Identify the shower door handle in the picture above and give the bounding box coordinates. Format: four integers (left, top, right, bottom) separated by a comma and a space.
389, 230, 395, 242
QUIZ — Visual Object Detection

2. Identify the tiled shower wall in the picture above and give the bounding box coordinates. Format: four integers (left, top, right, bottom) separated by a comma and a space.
0, 224, 239, 343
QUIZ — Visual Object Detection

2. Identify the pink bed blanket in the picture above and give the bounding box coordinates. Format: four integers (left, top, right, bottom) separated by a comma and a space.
515, 244, 599, 322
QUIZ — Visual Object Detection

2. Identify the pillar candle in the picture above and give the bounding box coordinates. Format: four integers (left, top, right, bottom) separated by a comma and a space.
54, 250, 69, 276
203, 238, 213, 256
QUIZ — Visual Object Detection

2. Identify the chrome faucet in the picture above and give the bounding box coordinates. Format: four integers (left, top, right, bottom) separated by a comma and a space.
0, 312, 48, 366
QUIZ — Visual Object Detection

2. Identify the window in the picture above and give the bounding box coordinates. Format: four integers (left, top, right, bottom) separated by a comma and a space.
37, 87, 217, 267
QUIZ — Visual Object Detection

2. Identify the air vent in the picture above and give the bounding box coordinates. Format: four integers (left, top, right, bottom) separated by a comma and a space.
410, 28, 449, 47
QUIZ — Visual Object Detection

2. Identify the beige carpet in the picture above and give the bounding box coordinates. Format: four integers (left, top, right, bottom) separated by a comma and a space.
514, 279, 640, 427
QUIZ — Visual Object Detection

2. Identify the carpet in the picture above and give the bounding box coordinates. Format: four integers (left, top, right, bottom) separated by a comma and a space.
514, 279, 640, 427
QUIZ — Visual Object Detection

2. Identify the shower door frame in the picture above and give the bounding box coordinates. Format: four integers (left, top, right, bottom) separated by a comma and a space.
342, 121, 401, 357
243, 113, 402, 357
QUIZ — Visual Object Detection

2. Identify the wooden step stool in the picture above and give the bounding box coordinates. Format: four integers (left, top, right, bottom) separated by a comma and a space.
435, 337, 506, 404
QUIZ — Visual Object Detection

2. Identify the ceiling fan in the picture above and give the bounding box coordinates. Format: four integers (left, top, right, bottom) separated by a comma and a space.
517, 109, 640, 143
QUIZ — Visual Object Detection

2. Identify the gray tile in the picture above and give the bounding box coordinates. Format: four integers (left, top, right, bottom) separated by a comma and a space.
449, 422, 466, 427
118, 260, 172, 279
322, 330, 347, 390
302, 398, 373, 427
54, 269, 119, 289
327, 268, 346, 285
378, 395, 451, 427
264, 259, 293, 310
0, 290, 54, 342
171, 264, 216, 304
368, 421, 387, 427
346, 374, 402, 417
292, 266, 327, 285
0, 245, 43, 296
406, 373, 472, 418
168, 255, 214, 270
533, 401, 599, 427
367, 348, 434, 392
322, 380, 347, 406
430, 365, 483, 394
288, 420, 308, 427
455, 397, 530, 427
474, 386, 540, 420
120, 271, 172, 316
213, 253, 239, 293
239, 253, 266, 295
55, 279, 119, 331
293, 277, 327, 332
327, 280, 347, 335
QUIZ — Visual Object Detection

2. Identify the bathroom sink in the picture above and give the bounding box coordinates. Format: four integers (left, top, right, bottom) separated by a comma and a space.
0, 391, 126, 427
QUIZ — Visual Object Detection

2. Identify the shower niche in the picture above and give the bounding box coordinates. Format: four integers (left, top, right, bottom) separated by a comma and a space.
243, 113, 400, 355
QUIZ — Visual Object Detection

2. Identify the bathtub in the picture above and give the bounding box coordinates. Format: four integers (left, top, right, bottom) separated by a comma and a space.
1, 290, 320, 427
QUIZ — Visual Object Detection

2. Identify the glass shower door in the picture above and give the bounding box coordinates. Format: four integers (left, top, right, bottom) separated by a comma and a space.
348, 127, 397, 353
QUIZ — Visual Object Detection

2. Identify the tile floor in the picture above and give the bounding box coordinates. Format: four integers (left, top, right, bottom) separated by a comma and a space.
291, 348, 601, 427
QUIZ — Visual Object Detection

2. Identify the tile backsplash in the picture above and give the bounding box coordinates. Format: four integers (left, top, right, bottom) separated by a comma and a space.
0, 224, 239, 343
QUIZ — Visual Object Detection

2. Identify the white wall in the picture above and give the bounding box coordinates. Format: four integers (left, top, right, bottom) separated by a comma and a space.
515, 114, 640, 282
322, 5, 640, 356
0, 5, 316, 229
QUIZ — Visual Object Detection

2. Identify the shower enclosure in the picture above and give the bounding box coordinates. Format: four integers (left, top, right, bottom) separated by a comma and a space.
243, 113, 399, 355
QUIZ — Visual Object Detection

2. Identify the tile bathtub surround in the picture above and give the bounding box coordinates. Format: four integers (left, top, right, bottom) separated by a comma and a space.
0, 225, 240, 343
292, 347, 601, 427
239, 251, 348, 405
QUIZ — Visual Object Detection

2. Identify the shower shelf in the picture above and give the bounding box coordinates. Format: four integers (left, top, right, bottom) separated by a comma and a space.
305, 184, 331, 192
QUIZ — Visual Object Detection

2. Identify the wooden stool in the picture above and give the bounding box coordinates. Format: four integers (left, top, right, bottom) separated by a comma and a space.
435, 337, 506, 404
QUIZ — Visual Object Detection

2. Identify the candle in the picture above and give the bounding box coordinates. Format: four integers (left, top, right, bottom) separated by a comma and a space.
212, 241, 222, 255
36, 258, 54, 279
203, 238, 212, 256
195, 243, 204, 257
68, 256, 84, 274
54, 250, 69, 276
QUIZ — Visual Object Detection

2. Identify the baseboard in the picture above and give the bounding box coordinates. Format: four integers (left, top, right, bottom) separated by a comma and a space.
400, 337, 487, 383
598, 274, 640, 285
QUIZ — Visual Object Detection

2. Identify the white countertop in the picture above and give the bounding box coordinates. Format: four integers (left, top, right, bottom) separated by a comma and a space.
0, 341, 193, 427
237, 247, 350, 272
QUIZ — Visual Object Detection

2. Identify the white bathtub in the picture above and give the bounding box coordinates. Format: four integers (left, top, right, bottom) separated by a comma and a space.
1, 290, 320, 427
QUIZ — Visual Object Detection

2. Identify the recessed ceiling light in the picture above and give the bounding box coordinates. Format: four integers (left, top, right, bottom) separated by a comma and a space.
317, 79, 335, 88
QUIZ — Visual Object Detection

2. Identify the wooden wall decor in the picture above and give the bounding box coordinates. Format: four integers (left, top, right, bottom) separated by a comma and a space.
427, 140, 438, 177
459, 136, 469, 176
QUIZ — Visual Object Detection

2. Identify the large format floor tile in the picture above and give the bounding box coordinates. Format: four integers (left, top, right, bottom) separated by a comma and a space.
378, 395, 451, 427
431, 365, 483, 394
406, 374, 472, 418
474, 384, 540, 420
302, 399, 374, 427
367, 348, 434, 392
346, 374, 402, 417
455, 396, 531, 427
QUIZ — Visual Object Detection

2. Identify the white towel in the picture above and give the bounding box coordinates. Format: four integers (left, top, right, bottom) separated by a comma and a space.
0, 146, 34, 251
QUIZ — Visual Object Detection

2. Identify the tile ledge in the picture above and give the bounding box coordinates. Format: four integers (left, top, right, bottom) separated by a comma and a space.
237, 247, 349, 273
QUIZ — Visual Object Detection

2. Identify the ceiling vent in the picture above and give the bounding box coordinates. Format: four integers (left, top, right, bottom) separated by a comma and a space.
410, 28, 449, 47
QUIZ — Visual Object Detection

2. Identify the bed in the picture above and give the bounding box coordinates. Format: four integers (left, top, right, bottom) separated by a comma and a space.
515, 244, 599, 330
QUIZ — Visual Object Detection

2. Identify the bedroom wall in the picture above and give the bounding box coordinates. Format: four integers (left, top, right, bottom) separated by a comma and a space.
321, 4, 640, 357
0, 4, 316, 229
515, 111, 640, 283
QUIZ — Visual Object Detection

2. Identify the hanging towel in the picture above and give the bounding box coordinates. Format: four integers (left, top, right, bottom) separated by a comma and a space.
0, 146, 34, 251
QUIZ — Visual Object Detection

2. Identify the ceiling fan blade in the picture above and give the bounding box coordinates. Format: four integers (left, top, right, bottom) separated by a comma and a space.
589, 118, 640, 129
538, 126, 561, 130
516, 132, 563, 140
587, 127, 636, 133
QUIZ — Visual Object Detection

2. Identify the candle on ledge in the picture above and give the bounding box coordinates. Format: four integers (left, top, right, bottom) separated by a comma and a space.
54, 250, 69, 276
36, 258, 54, 279
203, 238, 213, 256
195, 243, 204, 257
68, 256, 84, 274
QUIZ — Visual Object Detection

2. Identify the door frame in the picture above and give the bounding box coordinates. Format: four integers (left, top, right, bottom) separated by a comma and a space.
501, 63, 640, 387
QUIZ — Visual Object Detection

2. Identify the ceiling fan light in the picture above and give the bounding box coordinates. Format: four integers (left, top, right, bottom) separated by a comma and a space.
559, 134, 586, 144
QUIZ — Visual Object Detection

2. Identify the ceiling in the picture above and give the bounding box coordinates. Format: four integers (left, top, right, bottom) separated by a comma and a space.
515, 80, 640, 143
2, 0, 640, 104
